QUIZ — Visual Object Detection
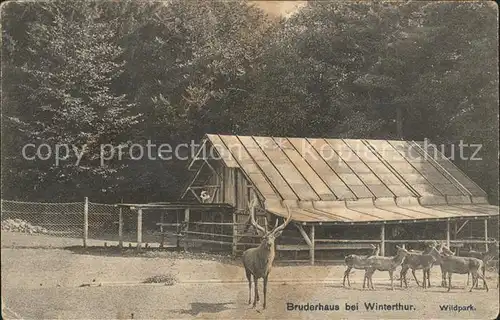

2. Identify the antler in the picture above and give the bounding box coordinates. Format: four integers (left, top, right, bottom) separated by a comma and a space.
270, 203, 292, 235
249, 198, 266, 234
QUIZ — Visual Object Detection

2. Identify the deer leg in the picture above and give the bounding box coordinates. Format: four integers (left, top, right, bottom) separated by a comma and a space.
253, 277, 258, 307
475, 270, 479, 289
370, 270, 375, 290
476, 270, 488, 292
469, 272, 476, 292
389, 270, 394, 290
447, 273, 452, 292
347, 269, 351, 287
467, 272, 470, 286
263, 275, 268, 309
421, 269, 426, 289
364, 269, 372, 290
245, 269, 252, 305
400, 266, 407, 288
477, 265, 485, 289
427, 269, 431, 288
411, 269, 420, 287
363, 269, 368, 289
441, 267, 447, 287
343, 266, 351, 287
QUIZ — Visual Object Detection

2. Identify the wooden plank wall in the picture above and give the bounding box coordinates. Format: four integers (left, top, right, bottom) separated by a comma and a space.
195, 163, 265, 232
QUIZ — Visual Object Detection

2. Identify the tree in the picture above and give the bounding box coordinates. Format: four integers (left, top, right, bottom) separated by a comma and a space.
2, 1, 140, 200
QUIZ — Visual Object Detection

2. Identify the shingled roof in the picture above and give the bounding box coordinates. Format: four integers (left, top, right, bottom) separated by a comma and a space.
202, 134, 499, 224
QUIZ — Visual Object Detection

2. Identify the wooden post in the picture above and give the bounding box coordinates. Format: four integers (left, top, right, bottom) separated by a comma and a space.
380, 224, 385, 256
160, 211, 165, 248
446, 220, 450, 248
176, 211, 180, 248
184, 208, 190, 252
83, 197, 89, 248
232, 211, 237, 257
309, 225, 315, 265
484, 219, 488, 251
118, 206, 123, 249
137, 208, 143, 250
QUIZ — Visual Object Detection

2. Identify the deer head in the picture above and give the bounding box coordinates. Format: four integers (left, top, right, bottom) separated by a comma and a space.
248, 198, 292, 250
438, 241, 455, 256
395, 245, 410, 257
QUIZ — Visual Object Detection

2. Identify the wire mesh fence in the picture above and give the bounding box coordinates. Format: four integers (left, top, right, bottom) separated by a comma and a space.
1, 200, 84, 238
1, 199, 121, 247
87, 202, 119, 243
0, 199, 191, 248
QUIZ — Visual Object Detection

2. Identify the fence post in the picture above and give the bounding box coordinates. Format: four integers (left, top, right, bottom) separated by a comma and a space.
137, 208, 143, 250
160, 211, 165, 248
232, 211, 237, 257
309, 225, 315, 265
83, 197, 89, 248
380, 224, 385, 256
484, 219, 488, 251
118, 199, 123, 249
446, 220, 450, 248
184, 208, 190, 252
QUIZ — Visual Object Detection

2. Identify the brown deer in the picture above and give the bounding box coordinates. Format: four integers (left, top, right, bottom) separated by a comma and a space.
343, 244, 380, 287
363, 245, 410, 290
429, 245, 488, 292
459, 241, 499, 288
436, 242, 456, 287
401, 241, 453, 288
242, 199, 292, 309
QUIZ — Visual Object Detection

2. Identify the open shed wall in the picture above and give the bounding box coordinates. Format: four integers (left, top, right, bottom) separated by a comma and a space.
202, 164, 258, 210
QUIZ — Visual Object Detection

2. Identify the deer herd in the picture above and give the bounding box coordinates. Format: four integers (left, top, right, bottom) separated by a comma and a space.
242, 200, 498, 309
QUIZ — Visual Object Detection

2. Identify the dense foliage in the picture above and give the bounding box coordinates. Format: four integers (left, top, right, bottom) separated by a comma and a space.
1, 0, 498, 204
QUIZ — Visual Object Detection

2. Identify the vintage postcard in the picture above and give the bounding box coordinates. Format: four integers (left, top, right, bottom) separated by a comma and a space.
1, 0, 499, 319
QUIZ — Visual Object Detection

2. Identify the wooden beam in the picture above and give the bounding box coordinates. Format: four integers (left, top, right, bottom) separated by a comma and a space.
181, 161, 206, 199
137, 208, 143, 250
380, 224, 385, 256
446, 220, 450, 248
315, 239, 380, 243
189, 185, 221, 189
456, 220, 469, 234
187, 138, 207, 171
210, 188, 219, 204
484, 219, 488, 251
184, 208, 190, 252
310, 225, 315, 265
204, 158, 222, 180
294, 223, 312, 246
189, 188, 202, 202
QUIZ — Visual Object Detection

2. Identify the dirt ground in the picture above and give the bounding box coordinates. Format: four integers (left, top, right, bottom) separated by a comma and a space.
2, 233, 499, 319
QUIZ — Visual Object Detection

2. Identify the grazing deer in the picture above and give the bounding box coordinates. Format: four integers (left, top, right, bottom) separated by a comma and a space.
459, 242, 499, 288
242, 199, 292, 309
363, 245, 410, 290
436, 243, 456, 287
343, 244, 380, 287
429, 246, 488, 292
400, 243, 436, 288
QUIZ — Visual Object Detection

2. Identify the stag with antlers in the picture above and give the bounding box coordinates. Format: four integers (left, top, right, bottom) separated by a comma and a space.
242, 199, 292, 309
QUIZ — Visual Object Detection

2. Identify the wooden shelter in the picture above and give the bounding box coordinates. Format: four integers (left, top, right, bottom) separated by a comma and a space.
176, 134, 499, 263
